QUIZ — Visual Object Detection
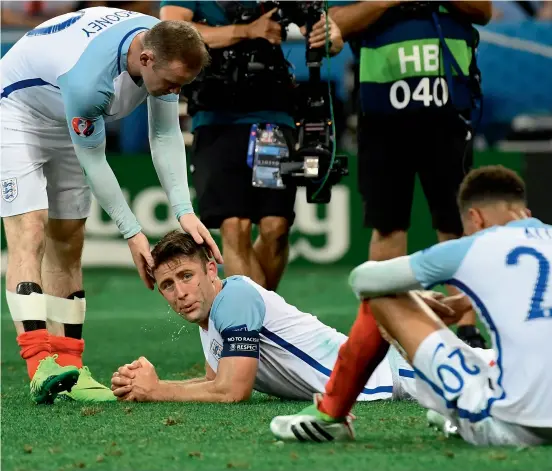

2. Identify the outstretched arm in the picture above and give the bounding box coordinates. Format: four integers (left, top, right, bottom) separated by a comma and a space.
59, 80, 142, 239
112, 356, 257, 402
349, 237, 475, 299
160, 4, 282, 48
147, 96, 223, 263
147, 96, 193, 221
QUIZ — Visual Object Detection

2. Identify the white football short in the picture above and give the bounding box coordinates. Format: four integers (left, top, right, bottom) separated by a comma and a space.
0, 102, 91, 219
412, 328, 550, 446
387, 346, 418, 401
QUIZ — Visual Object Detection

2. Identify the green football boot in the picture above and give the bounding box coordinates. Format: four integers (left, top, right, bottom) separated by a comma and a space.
58, 366, 116, 402
30, 355, 80, 405
427, 410, 460, 438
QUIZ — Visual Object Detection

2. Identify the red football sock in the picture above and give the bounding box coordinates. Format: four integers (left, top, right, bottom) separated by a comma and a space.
49, 335, 84, 369
17, 329, 51, 379
319, 300, 389, 419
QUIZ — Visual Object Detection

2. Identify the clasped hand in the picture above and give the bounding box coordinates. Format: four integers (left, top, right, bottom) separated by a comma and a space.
111, 357, 159, 402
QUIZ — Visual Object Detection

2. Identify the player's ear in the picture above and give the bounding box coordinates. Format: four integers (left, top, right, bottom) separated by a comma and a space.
468, 207, 484, 231
140, 50, 153, 66
206, 260, 218, 281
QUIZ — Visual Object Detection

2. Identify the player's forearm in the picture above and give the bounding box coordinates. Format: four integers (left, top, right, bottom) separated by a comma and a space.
149, 131, 193, 219
329, 2, 398, 39
162, 377, 209, 385
194, 23, 251, 49
148, 100, 193, 219
448, 1, 493, 25
73, 143, 141, 239
160, 5, 249, 48
349, 256, 423, 298
151, 379, 250, 403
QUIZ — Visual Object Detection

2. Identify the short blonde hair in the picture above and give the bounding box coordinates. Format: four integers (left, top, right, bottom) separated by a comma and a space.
143, 20, 210, 71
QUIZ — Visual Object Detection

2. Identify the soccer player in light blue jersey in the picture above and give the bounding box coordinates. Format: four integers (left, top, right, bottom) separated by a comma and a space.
272, 165, 552, 446
0, 7, 222, 404
110, 230, 420, 405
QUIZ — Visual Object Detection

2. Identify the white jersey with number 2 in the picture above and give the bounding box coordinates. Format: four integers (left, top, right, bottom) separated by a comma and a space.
409, 218, 552, 427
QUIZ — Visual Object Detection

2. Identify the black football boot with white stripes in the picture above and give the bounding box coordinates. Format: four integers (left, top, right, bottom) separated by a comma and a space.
270, 394, 355, 442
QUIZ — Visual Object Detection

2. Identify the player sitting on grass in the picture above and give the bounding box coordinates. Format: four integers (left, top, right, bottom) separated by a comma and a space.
111, 230, 439, 404
270, 165, 552, 447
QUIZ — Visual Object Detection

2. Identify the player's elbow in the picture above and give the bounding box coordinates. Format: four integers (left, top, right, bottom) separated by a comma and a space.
220, 387, 252, 403
149, 129, 183, 152
212, 379, 253, 403
349, 261, 383, 297
221, 393, 251, 403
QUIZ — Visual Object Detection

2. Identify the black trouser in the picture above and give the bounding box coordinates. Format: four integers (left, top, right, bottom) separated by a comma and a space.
190, 124, 297, 229
357, 110, 473, 236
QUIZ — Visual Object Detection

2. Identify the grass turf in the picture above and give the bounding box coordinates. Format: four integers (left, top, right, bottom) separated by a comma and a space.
2, 267, 551, 471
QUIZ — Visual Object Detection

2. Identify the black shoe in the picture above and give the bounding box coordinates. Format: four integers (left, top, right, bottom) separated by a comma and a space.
456, 325, 488, 349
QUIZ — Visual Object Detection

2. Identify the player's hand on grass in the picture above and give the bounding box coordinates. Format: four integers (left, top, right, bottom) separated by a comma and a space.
112, 357, 159, 402
127, 232, 155, 290
178, 213, 223, 264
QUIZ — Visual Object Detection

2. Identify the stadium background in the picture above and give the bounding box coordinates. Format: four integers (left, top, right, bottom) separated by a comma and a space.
1, 7, 551, 271
1, 3, 552, 471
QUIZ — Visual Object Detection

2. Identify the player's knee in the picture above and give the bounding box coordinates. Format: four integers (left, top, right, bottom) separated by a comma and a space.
258, 217, 290, 253
220, 217, 253, 252
4, 212, 48, 258
46, 219, 86, 261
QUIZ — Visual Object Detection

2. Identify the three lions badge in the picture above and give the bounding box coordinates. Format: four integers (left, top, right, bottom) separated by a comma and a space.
1, 178, 17, 202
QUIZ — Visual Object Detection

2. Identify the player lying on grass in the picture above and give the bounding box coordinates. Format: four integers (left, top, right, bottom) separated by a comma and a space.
110, 231, 476, 404
271, 165, 552, 447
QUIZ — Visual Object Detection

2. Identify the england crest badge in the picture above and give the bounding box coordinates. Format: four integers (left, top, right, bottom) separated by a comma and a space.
1, 178, 18, 202
210, 339, 223, 361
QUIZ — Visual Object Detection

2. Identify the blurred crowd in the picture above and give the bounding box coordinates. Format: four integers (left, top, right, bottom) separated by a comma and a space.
2, 0, 552, 28
492, 0, 552, 20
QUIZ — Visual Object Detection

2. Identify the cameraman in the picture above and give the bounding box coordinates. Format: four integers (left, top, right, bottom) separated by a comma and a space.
160, 1, 343, 291
328, 1, 492, 348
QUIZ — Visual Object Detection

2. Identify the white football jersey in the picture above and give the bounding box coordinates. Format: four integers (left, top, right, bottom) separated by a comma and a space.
0, 7, 177, 148
199, 276, 403, 401
410, 218, 552, 427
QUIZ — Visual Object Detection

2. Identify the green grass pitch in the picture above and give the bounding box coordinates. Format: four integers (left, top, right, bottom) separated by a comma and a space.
2, 267, 551, 470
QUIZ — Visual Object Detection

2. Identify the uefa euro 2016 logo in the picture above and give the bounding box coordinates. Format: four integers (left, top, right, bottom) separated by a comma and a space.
72, 117, 95, 137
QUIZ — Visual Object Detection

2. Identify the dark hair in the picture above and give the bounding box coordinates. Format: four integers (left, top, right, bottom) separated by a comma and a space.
151, 230, 213, 271
457, 165, 526, 214
143, 20, 210, 71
